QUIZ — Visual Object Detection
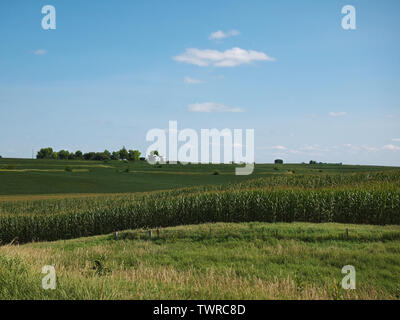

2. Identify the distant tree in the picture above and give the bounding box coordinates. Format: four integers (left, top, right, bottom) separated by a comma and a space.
128, 149, 141, 161
36, 147, 54, 159
36, 147, 143, 162
152, 150, 159, 156
111, 151, 120, 160
94, 151, 111, 161
139, 157, 145, 161
0, 155, 2, 159
119, 147, 129, 160
58, 150, 70, 160
74, 150, 83, 159
83, 152, 96, 160
274, 159, 283, 164
103, 150, 111, 160
309, 160, 317, 165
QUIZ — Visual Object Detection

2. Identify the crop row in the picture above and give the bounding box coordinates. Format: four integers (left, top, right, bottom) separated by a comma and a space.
0, 188, 399, 243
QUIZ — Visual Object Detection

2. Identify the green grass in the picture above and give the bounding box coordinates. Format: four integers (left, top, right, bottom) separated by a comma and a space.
1, 222, 399, 299
0, 158, 397, 195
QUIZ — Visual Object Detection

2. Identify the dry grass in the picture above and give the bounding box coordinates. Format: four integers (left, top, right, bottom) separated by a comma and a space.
1, 222, 399, 300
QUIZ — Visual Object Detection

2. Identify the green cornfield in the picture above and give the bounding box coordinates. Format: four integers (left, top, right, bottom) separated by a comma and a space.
0, 171, 399, 244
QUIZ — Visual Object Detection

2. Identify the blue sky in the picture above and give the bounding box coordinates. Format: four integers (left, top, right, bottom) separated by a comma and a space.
0, 0, 399, 165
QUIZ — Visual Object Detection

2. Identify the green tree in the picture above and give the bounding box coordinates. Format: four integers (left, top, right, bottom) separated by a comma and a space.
74, 150, 83, 159
111, 151, 120, 160
36, 148, 54, 159
119, 147, 129, 160
83, 152, 96, 160
94, 150, 111, 161
103, 150, 111, 160
128, 149, 141, 161
58, 150, 70, 160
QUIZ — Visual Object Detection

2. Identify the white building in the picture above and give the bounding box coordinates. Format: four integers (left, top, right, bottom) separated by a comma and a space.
147, 154, 166, 164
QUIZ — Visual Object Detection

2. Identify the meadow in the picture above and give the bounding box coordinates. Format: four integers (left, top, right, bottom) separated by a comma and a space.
0, 158, 399, 299
1, 222, 399, 299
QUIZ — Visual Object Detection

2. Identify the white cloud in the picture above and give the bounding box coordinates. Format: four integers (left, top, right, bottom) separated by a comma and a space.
271, 146, 288, 151
184, 77, 203, 84
382, 144, 400, 151
392, 138, 400, 142
174, 47, 275, 67
209, 30, 240, 40
188, 102, 244, 113
362, 146, 379, 152
33, 49, 46, 55
344, 144, 362, 152
329, 112, 347, 117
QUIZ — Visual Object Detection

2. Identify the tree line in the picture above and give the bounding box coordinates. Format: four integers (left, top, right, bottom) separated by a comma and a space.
36, 147, 142, 161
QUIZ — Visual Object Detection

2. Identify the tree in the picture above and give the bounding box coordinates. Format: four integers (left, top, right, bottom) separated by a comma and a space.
128, 149, 141, 161
74, 150, 83, 159
103, 150, 111, 160
111, 151, 120, 160
83, 152, 96, 160
58, 150, 70, 160
274, 159, 283, 164
119, 147, 129, 160
36, 147, 54, 159
94, 151, 111, 161
309, 160, 317, 165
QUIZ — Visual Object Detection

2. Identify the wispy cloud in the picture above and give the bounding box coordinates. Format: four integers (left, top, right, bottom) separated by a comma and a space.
33, 49, 47, 55
188, 102, 244, 113
329, 112, 347, 117
271, 146, 288, 151
392, 138, 400, 142
184, 76, 203, 84
209, 30, 240, 40
382, 144, 400, 151
362, 146, 379, 152
174, 47, 275, 67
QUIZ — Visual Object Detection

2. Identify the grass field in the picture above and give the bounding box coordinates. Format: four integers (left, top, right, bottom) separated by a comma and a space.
0, 158, 399, 300
1, 222, 399, 299
0, 158, 397, 195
